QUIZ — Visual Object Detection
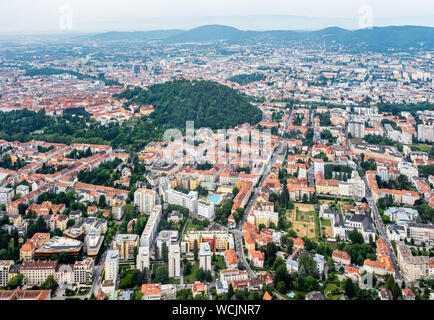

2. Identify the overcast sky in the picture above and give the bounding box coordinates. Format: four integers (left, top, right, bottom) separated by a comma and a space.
1, 0, 433, 33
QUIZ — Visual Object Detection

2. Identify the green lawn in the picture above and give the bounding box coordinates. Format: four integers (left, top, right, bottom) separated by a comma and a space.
185, 220, 204, 232
320, 218, 331, 227
324, 282, 343, 300
213, 255, 226, 270
183, 264, 200, 283
410, 144, 432, 152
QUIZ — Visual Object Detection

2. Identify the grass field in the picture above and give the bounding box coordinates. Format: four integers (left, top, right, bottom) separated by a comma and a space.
410, 144, 432, 152
185, 220, 204, 232
321, 218, 332, 226
287, 204, 318, 239
183, 263, 201, 283
324, 282, 343, 300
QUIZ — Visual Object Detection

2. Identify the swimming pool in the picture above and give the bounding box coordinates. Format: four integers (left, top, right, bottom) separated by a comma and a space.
208, 193, 222, 205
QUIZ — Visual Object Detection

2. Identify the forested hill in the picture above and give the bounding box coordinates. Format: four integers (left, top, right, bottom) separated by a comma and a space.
115, 80, 263, 130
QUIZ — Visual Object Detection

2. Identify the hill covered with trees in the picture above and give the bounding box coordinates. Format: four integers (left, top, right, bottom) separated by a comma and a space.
115, 79, 262, 130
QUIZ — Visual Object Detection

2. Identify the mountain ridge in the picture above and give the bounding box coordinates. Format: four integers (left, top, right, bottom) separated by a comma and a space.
92, 24, 434, 51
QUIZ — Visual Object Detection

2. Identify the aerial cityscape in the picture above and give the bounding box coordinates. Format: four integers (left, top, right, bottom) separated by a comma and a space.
0, 0, 433, 305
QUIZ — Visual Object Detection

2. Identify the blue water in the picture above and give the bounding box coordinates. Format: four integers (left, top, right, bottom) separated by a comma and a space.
287, 292, 295, 298
208, 193, 222, 205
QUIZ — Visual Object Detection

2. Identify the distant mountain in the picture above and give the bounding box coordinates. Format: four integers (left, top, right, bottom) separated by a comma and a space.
92, 25, 434, 51
91, 30, 184, 41
164, 25, 253, 42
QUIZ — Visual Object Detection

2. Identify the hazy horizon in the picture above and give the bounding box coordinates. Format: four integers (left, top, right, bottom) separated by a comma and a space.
0, 0, 433, 34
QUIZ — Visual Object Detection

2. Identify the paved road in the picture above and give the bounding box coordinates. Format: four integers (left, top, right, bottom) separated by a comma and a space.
231, 229, 255, 279
363, 176, 402, 282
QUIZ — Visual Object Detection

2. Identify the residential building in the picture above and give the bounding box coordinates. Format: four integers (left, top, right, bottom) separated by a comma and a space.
0, 260, 13, 287
134, 188, 155, 214
20, 260, 57, 286
113, 234, 139, 260
168, 244, 180, 278
104, 250, 119, 282
199, 242, 212, 272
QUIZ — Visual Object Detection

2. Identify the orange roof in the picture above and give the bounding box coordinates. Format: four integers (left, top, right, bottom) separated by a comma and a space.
263, 291, 272, 300
249, 250, 264, 261
332, 249, 351, 261
192, 282, 206, 293
141, 283, 161, 296
345, 265, 360, 275
293, 237, 305, 248
225, 249, 239, 266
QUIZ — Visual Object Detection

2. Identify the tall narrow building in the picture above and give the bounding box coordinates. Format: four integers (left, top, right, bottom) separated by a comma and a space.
104, 249, 119, 282
134, 188, 155, 214
199, 242, 212, 272
168, 244, 180, 278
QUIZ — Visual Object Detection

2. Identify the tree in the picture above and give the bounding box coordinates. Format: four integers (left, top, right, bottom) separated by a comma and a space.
183, 260, 192, 276
161, 242, 169, 263
66, 219, 76, 228
298, 254, 317, 277
40, 275, 57, 290
348, 228, 364, 245
153, 265, 169, 284
7, 274, 24, 289
58, 251, 70, 264
227, 283, 234, 300
193, 240, 199, 262
276, 281, 286, 294
52, 228, 63, 237
344, 278, 356, 299
133, 246, 139, 265
131, 289, 143, 300
281, 235, 294, 253
98, 195, 106, 208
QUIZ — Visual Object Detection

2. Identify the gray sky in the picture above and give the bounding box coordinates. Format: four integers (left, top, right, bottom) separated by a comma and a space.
1, 0, 433, 33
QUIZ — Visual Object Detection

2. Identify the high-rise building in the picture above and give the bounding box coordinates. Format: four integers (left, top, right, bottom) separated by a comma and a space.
168, 244, 180, 278
197, 200, 215, 220
347, 121, 365, 138
166, 189, 198, 214
113, 234, 139, 260
0, 260, 13, 287
104, 250, 119, 282
136, 246, 150, 272
134, 188, 155, 214
199, 242, 212, 272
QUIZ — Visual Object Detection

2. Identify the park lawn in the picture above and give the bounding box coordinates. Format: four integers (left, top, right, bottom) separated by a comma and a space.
185, 220, 204, 232
324, 282, 344, 300
214, 255, 226, 270
321, 218, 332, 227
183, 263, 201, 283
